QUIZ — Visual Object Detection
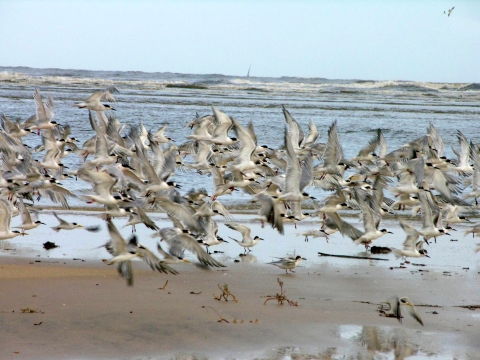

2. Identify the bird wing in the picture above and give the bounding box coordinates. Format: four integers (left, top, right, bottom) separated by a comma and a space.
211, 200, 234, 221
225, 222, 251, 238
117, 261, 133, 287
283, 127, 301, 194
53, 211, 70, 227
323, 121, 343, 167
419, 191, 435, 229
302, 119, 319, 148
130, 237, 178, 274
328, 212, 364, 240
162, 230, 225, 267
157, 198, 204, 234
399, 220, 420, 251
134, 207, 159, 231
0, 199, 12, 231
254, 194, 284, 235
107, 219, 127, 255
34, 88, 50, 123
356, 129, 380, 157
282, 105, 304, 149
299, 153, 313, 192
456, 130, 471, 168
17, 198, 33, 225
231, 117, 256, 164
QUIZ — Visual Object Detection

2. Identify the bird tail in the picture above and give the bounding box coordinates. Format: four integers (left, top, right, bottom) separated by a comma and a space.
228, 236, 241, 244
390, 248, 403, 259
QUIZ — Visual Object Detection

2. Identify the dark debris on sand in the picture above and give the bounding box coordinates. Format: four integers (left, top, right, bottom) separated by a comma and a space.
43, 241, 59, 250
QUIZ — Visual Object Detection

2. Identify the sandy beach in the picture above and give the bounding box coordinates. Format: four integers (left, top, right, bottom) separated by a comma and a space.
1, 215, 480, 360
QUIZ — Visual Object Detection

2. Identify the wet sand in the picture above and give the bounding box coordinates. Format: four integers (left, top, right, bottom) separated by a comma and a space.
1, 248, 480, 359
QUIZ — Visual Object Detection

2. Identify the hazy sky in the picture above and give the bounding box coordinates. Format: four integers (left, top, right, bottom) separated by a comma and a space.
1, 1, 479, 82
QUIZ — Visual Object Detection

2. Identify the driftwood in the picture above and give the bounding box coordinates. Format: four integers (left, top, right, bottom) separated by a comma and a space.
318, 252, 388, 261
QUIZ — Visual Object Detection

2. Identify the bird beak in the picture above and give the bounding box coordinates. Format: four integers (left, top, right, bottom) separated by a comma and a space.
302, 257, 307, 260
425, 254, 430, 258
222, 240, 229, 243
259, 238, 264, 241
388, 231, 394, 234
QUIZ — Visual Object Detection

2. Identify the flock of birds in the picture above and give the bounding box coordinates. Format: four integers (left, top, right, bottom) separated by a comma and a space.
0, 86, 479, 323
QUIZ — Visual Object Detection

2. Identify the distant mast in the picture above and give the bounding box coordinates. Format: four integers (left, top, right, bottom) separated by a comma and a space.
247, 65, 251, 77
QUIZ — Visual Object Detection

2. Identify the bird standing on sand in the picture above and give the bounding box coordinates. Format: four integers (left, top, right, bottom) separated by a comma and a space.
268, 255, 306, 274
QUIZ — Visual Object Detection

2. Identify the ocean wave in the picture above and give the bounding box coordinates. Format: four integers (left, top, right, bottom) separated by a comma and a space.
1, 67, 478, 97
460, 83, 480, 91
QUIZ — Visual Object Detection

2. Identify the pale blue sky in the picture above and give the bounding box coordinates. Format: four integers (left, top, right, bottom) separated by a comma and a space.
1, 1, 479, 82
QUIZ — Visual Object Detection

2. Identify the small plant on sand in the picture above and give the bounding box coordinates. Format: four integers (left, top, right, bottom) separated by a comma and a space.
263, 278, 298, 306
202, 306, 259, 324
213, 283, 238, 302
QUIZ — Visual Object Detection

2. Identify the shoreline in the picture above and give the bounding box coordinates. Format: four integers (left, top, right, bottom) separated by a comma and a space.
1, 253, 480, 359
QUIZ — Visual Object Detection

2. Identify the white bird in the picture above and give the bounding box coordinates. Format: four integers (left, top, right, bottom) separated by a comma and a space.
418, 191, 449, 243
157, 227, 225, 268
391, 220, 429, 263
123, 207, 159, 233
311, 189, 350, 215
378, 296, 424, 326
296, 228, 330, 242
74, 87, 118, 111
335, 194, 393, 250
279, 128, 313, 204
0, 198, 24, 240
156, 242, 191, 265
33, 88, 57, 133
225, 222, 264, 253
12, 199, 45, 234
51, 212, 84, 232
79, 168, 124, 205
229, 117, 258, 172
268, 255, 306, 274
464, 225, 480, 238
104, 220, 178, 286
